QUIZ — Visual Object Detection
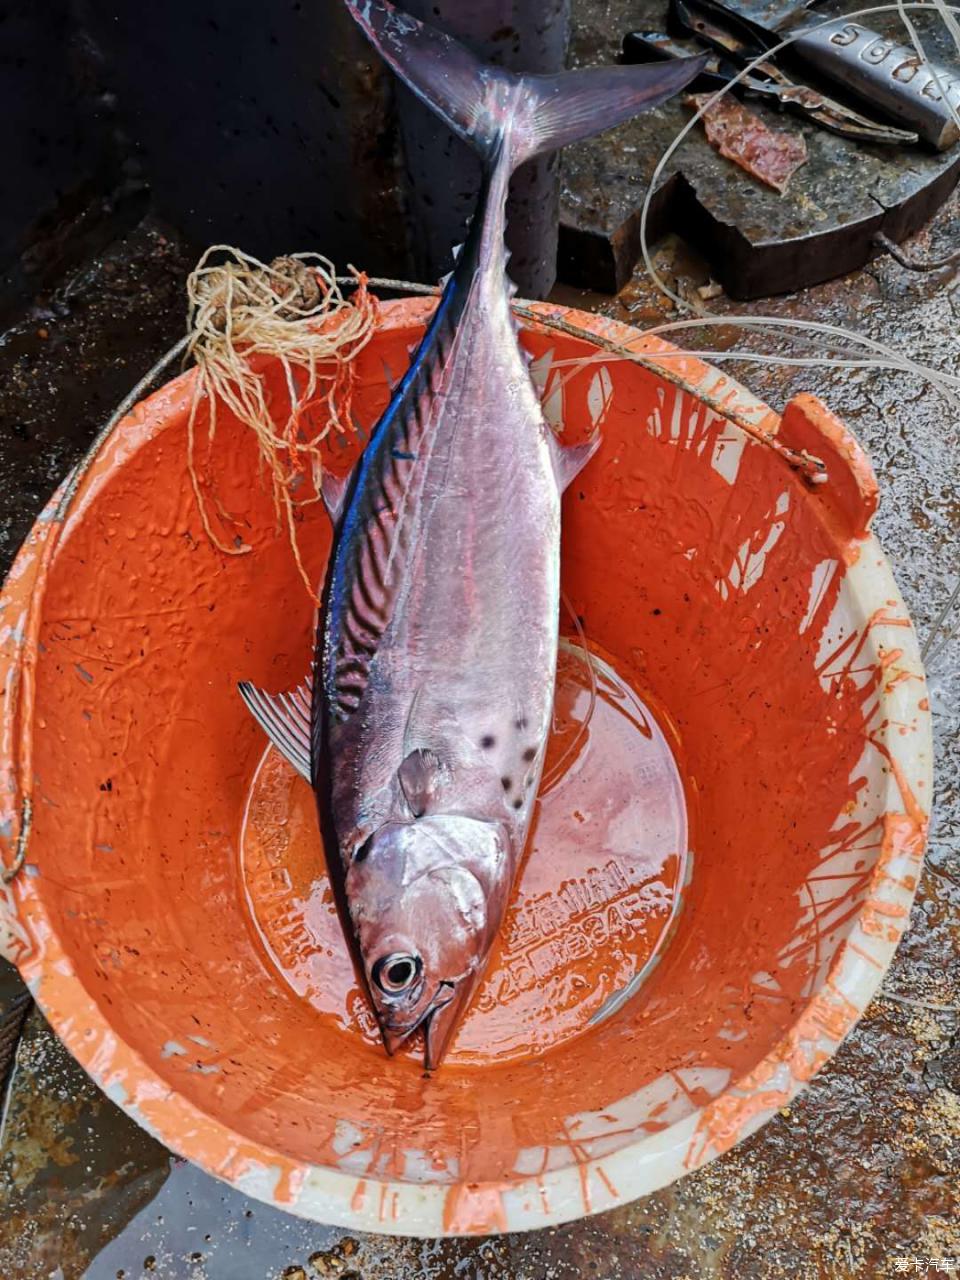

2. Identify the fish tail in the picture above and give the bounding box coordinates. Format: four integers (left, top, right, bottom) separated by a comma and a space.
344, 0, 706, 174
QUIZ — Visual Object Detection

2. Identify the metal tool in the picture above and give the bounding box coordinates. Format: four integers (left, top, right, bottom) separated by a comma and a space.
623, 29, 919, 144
564, 0, 960, 297
672, 0, 960, 149
789, 21, 960, 149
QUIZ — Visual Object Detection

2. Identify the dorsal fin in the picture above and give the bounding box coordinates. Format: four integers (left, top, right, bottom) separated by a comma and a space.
238, 676, 313, 781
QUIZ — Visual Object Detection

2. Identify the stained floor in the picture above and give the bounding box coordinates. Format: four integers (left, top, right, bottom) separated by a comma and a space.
0, 195, 958, 1278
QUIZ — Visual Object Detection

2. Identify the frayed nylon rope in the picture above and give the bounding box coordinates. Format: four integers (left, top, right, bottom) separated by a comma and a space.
186, 247, 380, 603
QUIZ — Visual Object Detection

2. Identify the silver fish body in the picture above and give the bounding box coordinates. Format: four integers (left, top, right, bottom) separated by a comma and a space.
241, 0, 705, 1068
322, 162, 564, 1066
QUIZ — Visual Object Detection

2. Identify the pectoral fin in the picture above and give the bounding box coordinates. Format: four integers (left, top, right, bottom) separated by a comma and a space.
238, 677, 313, 782
398, 748, 444, 817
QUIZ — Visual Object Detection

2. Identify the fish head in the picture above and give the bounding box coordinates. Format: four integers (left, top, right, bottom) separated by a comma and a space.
345, 814, 511, 1069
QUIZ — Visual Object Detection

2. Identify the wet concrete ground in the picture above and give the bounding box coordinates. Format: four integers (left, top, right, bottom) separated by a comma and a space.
0, 194, 958, 1277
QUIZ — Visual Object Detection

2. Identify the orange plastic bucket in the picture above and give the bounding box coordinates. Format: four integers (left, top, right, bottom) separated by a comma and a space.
0, 299, 931, 1234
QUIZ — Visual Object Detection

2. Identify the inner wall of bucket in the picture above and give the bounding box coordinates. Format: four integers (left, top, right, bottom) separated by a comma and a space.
28, 323, 884, 1183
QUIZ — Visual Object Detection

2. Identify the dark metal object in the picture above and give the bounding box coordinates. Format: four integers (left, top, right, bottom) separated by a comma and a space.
676, 0, 960, 150
790, 21, 960, 149
624, 28, 918, 143
874, 227, 960, 270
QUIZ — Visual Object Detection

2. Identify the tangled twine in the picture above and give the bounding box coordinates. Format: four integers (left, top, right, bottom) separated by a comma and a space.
185, 246, 379, 602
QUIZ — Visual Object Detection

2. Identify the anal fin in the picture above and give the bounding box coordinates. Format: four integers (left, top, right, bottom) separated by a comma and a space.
238, 676, 314, 782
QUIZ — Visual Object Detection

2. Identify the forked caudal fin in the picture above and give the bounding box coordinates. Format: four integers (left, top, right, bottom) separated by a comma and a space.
343, 0, 707, 173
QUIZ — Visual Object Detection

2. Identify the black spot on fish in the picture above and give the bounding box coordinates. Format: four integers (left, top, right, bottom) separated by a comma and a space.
515, 716, 527, 730
501, 776, 512, 791
512, 797, 523, 810
522, 747, 537, 762
480, 734, 496, 749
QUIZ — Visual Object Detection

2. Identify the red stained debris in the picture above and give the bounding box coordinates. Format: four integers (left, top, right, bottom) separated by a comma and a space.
688, 94, 808, 193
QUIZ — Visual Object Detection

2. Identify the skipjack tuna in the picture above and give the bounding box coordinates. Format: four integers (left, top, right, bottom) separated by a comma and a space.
241, 0, 704, 1069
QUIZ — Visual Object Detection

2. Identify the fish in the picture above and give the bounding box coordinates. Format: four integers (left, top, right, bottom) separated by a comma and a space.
239, 0, 705, 1070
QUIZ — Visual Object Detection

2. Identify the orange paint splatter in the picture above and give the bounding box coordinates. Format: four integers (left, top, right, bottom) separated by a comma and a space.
687, 978, 861, 1167
538, 1180, 551, 1214
866, 608, 911, 630
274, 1163, 306, 1206
443, 1183, 509, 1235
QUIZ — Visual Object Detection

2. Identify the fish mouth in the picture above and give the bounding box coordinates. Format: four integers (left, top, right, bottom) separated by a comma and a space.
380, 980, 458, 1068
421, 988, 463, 1072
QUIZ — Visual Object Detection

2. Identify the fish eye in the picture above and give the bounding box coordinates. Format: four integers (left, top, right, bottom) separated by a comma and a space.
373, 952, 422, 996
